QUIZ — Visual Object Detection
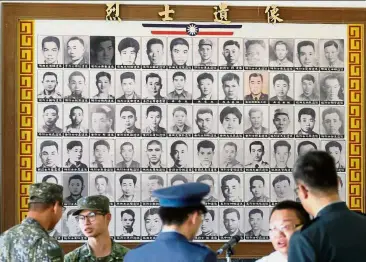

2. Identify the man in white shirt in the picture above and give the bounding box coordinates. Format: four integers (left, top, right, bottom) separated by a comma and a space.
256, 200, 310, 262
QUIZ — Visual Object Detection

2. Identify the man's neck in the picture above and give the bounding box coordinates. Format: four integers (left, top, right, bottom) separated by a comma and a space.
174, 89, 184, 95
88, 234, 112, 258
124, 159, 132, 166
45, 90, 56, 95
312, 193, 341, 217
70, 123, 81, 128
162, 225, 191, 240
252, 228, 261, 236
149, 161, 161, 168
70, 194, 82, 200
27, 212, 51, 231
72, 57, 83, 65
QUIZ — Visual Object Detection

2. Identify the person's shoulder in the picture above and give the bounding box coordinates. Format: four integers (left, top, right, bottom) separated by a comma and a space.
113, 242, 130, 256
124, 243, 149, 259
187, 242, 216, 258
64, 243, 87, 261
256, 251, 286, 262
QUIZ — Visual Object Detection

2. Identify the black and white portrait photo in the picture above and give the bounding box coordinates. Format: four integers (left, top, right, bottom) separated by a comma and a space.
167, 105, 193, 135
62, 173, 88, 205
193, 38, 218, 68
296, 139, 319, 158
89, 70, 115, 101
219, 38, 243, 69
219, 106, 243, 136
115, 207, 141, 240
142, 37, 167, 67
89, 139, 115, 170
37, 70, 63, 101
38, 35, 63, 66
244, 139, 270, 171
193, 105, 218, 136
167, 71, 193, 101
219, 174, 244, 203
194, 139, 218, 170
167, 139, 193, 170
115, 173, 141, 204
243, 71, 269, 102
63, 35, 89, 67
115, 71, 142, 101
141, 207, 162, 240
63, 104, 89, 135
141, 71, 166, 100
294, 72, 320, 103
294, 39, 319, 68
219, 140, 244, 170
62, 207, 84, 239
167, 37, 192, 68
219, 208, 244, 240
115, 37, 141, 67
141, 139, 166, 170
36, 139, 62, 172
269, 39, 294, 68
294, 106, 320, 137
270, 106, 294, 135
115, 139, 141, 171
337, 173, 347, 202
195, 208, 219, 240
322, 140, 346, 171
243, 106, 269, 137
63, 69, 89, 101
89, 173, 115, 202
141, 104, 167, 135
244, 207, 270, 240
37, 103, 63, 135
36, 173, 63, 186
271, 140, 295, 171
245, 174, 270, 204
168, 173, 193, 186
319, 39, 344, 68
62, 138, 89, 171
244, 39, 269, 68
320, 106, 345, 137
218, 72, 243, 102
115, 105, 141, 135
141, 174, 166, 203
89, 104, 115, 135
270, 174, 296, 203
193, 71, 218, 101
90, 36, 115, 67
194, 173, 219, 203
269, 72, 294, 103
319, 72, 345, 103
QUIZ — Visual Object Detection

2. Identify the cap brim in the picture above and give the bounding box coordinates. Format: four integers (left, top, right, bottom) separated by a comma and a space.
72, 208, 103, 216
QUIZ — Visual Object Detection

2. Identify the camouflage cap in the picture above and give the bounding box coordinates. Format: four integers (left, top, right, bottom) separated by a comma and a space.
72, 195, 110, 216
29, 182, 63, 204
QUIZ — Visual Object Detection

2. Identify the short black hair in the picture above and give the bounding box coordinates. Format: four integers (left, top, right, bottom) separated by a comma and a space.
270, 200, 311, 225
159, 205, 207, 226
293, 151, 338, 192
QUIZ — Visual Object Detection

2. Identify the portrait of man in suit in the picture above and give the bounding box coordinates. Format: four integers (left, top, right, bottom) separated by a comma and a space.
64, 140, 88, 170
220, 142, 244, 168
144, 208, 162, 236
248, 175, 270, 203
245, 209, 269, 237
244, 107, 269, 135
325, 141, 345, 169
118, 174, 138, 202
119, 106, 140, 134
270, 73, 294, 102
90, 140, 114, 168
221, 175, 242, 202
117, 72, 141, 100
222, 208, 244, 238
196, 73, 216, 100
196, 140, 216, 168
38, 140, 61, 170
170, 106, 192, 134
244, 73, 268, 101
120, 209, 139, 237
116, 142, 140, 169
169, 140, 189, 169
142, 175, 163, 202
297, 140, 317, 157
198, 210, 218, 237
297, 108, 319, 136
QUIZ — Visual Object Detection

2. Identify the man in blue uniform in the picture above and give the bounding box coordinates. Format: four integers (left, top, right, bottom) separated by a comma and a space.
124, 182, 217, 262
288, 151, 366, 262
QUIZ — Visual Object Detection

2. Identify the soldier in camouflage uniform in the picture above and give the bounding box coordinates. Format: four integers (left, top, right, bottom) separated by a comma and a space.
0, 182, 64, 261
65, 195, 130, 261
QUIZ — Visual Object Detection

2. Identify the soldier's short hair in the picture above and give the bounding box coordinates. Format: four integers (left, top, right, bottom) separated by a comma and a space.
324, 40, 339, 50
147, 38, 164, 51
197, 140, 215, 152
249, 73, 263, 82
272, 174, 290, 188
147, 140, 162, 149
197, 73, 214, 85
298, 108, 316, 121
119, 174, 137, 185
221, 73, 239, 85
68, 174, 84, 187
224, 142, 237, 152
148, 175, 164, 186
249, 208, 263, 218
42, 36, 60, 50
40, 140, 59, 152
67, 140, 83, 151
325, 141, 342, 152
118, 37, 140, 53
120, 72, 136, 83
43, 104, 59, 115
145, 73, 162, 85
70, 106, 83, 115
221, 174, 241, 186
196, 107, 213, 118
171, 174, 188, 185
170, 38, 189, 51
250, 175, 265, 188
297, 40, 315, 55
220, 106, 242, 124
121, 142, 134, 151
273, 73, 290, 86
42, 71, 58, 81
95, 174, 108, 184
249, 141, 264, 152
146, 105, 162, 117
173, 106, 187, 116
121, 209, 136, 219
68, 71, 86, 83
172, 71, 186, 81
197, 174, 214, 184
206, 209, 215, 221
120, 106, 137, 117
96, 71, 111, 82
223, 208, 240, 220
67, 36, 85, 47
273, 140, 291, 152
93, 140, 110, 151
245, 39, 265, 51
170, 140, 187, 154
297, 141, 317, 155
223, 40, 240, 49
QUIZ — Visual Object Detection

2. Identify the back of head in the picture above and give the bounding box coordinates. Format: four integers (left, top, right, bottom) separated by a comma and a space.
293, 150, 338, 194
271, 200, 311, 225
28, 182, 63, 211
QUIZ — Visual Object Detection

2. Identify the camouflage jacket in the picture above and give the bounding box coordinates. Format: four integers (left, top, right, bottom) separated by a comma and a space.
0, 217, 64, 262
64, 239, 129, 261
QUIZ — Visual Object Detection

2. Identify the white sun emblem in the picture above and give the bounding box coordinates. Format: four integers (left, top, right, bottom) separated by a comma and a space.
186, 23, 199, 36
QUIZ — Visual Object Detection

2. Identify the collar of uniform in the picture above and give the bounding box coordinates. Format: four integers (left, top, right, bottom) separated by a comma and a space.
23, 217, 48, 234
85, 239, 127, 259
315, 201, 347, 218
157, 230, 188, 242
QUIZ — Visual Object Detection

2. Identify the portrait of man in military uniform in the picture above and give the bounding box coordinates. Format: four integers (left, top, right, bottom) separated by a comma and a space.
116, 141, 140, 169
167, 71, 193, 100
144, 140, 165, 169
169, 140, 191, 169
143, 72, 166, 100
90, 139, 114, 168
272, 140, 292, 169
271, 174, 295, 202
245, 208, 269, 238
244, 141, 270, 169
197, 210, 218, 237
220, 141, 244, 169
142, 105, 167, 134
248, 175, 270, 203
295, 40, 319, 68
63, 174, 87, 205
118, 106, 141, 134
244, 107, 269, 135
37, 140, 61, 170
269, 39, 294, 67
324, 140, 346, 169
38, 71, 62, 99
64, 36, 89, 65
269, 73, 294, 102
244, 72, 269, 101
64, 140, 88, 171
91, 71, 115, 100
195, 107, 215, 135
144, 37, 165, 66
222, 208, 244, 238
195, 38, 216, 66
221, 174, 243, 203
196, 174, 218, 202
117, 72, 141, 100
169, 106, 192, 134
64, 70, 88, 100
296, 73, 320, 102
64, 105, 89, 134
271, 108, 292, 134
117, 174, 139, 202
38, 104, 63, 134
39, 35, 62, 65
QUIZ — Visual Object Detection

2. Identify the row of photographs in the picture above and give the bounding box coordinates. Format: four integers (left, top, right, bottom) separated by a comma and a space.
37, 69, 345, 104
37, 35, 345, 70
35, 138, 346, 173
36, 172, 347, 206
37, 103, 346, 138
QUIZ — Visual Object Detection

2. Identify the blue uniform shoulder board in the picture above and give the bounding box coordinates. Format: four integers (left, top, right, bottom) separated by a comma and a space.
301, 217, 319, 232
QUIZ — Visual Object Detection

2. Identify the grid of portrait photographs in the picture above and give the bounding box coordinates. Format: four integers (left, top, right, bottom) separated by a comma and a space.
36, 34, 347, 243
